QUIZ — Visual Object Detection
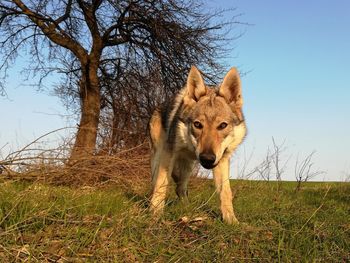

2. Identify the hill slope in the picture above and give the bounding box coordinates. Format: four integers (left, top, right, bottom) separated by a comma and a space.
0, 179, 349, 261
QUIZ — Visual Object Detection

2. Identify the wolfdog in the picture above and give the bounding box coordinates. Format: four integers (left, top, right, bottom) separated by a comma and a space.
149, 66, 247, 224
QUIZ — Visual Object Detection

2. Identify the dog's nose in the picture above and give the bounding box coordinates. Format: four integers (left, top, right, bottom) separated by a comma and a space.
199, 153, 216, 169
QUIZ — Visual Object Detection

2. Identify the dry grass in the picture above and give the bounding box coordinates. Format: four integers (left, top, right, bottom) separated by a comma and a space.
0, 131, 208, 194
0, 130, 152, 191
50, 143, 151, 189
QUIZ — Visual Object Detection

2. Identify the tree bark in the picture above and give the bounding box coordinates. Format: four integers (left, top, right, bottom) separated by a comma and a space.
69, 60, 100, 162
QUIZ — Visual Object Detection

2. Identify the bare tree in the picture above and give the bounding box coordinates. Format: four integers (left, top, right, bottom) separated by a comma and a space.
294, 151, 324, 191
96, 64, 166, 153
252, 138, 289, 185
255, 148, 273, 181
0, 0, 239, 161
271, 137, 288, 183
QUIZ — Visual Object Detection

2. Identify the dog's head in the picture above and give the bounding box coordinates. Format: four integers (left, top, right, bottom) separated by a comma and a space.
183, 66, 246, 169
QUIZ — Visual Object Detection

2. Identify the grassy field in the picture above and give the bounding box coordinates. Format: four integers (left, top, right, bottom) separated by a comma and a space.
0, 178, 349, 262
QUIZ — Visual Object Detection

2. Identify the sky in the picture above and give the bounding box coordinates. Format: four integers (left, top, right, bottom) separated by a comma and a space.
1, 0, 349, 181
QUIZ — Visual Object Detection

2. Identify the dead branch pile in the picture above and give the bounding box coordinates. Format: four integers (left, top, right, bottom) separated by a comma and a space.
1, 141, 151, 191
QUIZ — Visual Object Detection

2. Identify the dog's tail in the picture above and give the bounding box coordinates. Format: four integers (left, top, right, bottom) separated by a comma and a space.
149, 109, 165, 183
149, 109, 163, 149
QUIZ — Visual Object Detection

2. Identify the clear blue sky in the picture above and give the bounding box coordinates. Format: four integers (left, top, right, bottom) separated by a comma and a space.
1, 0, 349, 181
220, 0, 350, 181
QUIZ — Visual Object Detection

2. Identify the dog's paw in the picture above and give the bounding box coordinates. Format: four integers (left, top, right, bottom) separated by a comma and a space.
149, 203, 164, 216
222, 212, 239, 225
150, 194, 166, 214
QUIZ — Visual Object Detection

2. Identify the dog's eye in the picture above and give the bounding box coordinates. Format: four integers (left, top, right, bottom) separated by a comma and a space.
217, 122, 228, 130
193, 121, 203, 129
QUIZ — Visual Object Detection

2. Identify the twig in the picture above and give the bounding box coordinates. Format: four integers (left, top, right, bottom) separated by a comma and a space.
5, 127, 75, 161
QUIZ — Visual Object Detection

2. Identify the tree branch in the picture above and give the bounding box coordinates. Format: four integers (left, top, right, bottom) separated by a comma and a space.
12, 0, 88, 63
54, 0, 73, 25
76, 0, 102, 55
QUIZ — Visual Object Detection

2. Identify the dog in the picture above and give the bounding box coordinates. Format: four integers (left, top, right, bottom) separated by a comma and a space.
149, 66, 247, 224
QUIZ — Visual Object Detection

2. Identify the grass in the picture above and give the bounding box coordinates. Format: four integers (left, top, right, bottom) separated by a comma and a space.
0, 178, 349, 262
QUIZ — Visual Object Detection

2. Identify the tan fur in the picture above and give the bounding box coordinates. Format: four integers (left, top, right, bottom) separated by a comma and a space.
149, 66, 247, 224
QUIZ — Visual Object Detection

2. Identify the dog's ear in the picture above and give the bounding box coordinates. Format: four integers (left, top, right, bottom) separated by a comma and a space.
219, 67, 243, 108
185, 66, 206, 102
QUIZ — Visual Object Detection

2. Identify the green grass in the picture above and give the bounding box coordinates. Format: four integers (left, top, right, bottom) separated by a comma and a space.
0, 179, 349, 262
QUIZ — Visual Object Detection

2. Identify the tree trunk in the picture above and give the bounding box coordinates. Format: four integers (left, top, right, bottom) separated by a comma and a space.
69, 61, 100, 162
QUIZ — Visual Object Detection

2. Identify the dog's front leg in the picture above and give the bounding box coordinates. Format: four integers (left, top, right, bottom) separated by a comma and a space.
213, 158, 239, 224
150, 151, 174, 215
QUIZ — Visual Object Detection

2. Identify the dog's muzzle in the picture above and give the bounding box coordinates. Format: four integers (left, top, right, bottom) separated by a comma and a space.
199, 153, 216, 169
